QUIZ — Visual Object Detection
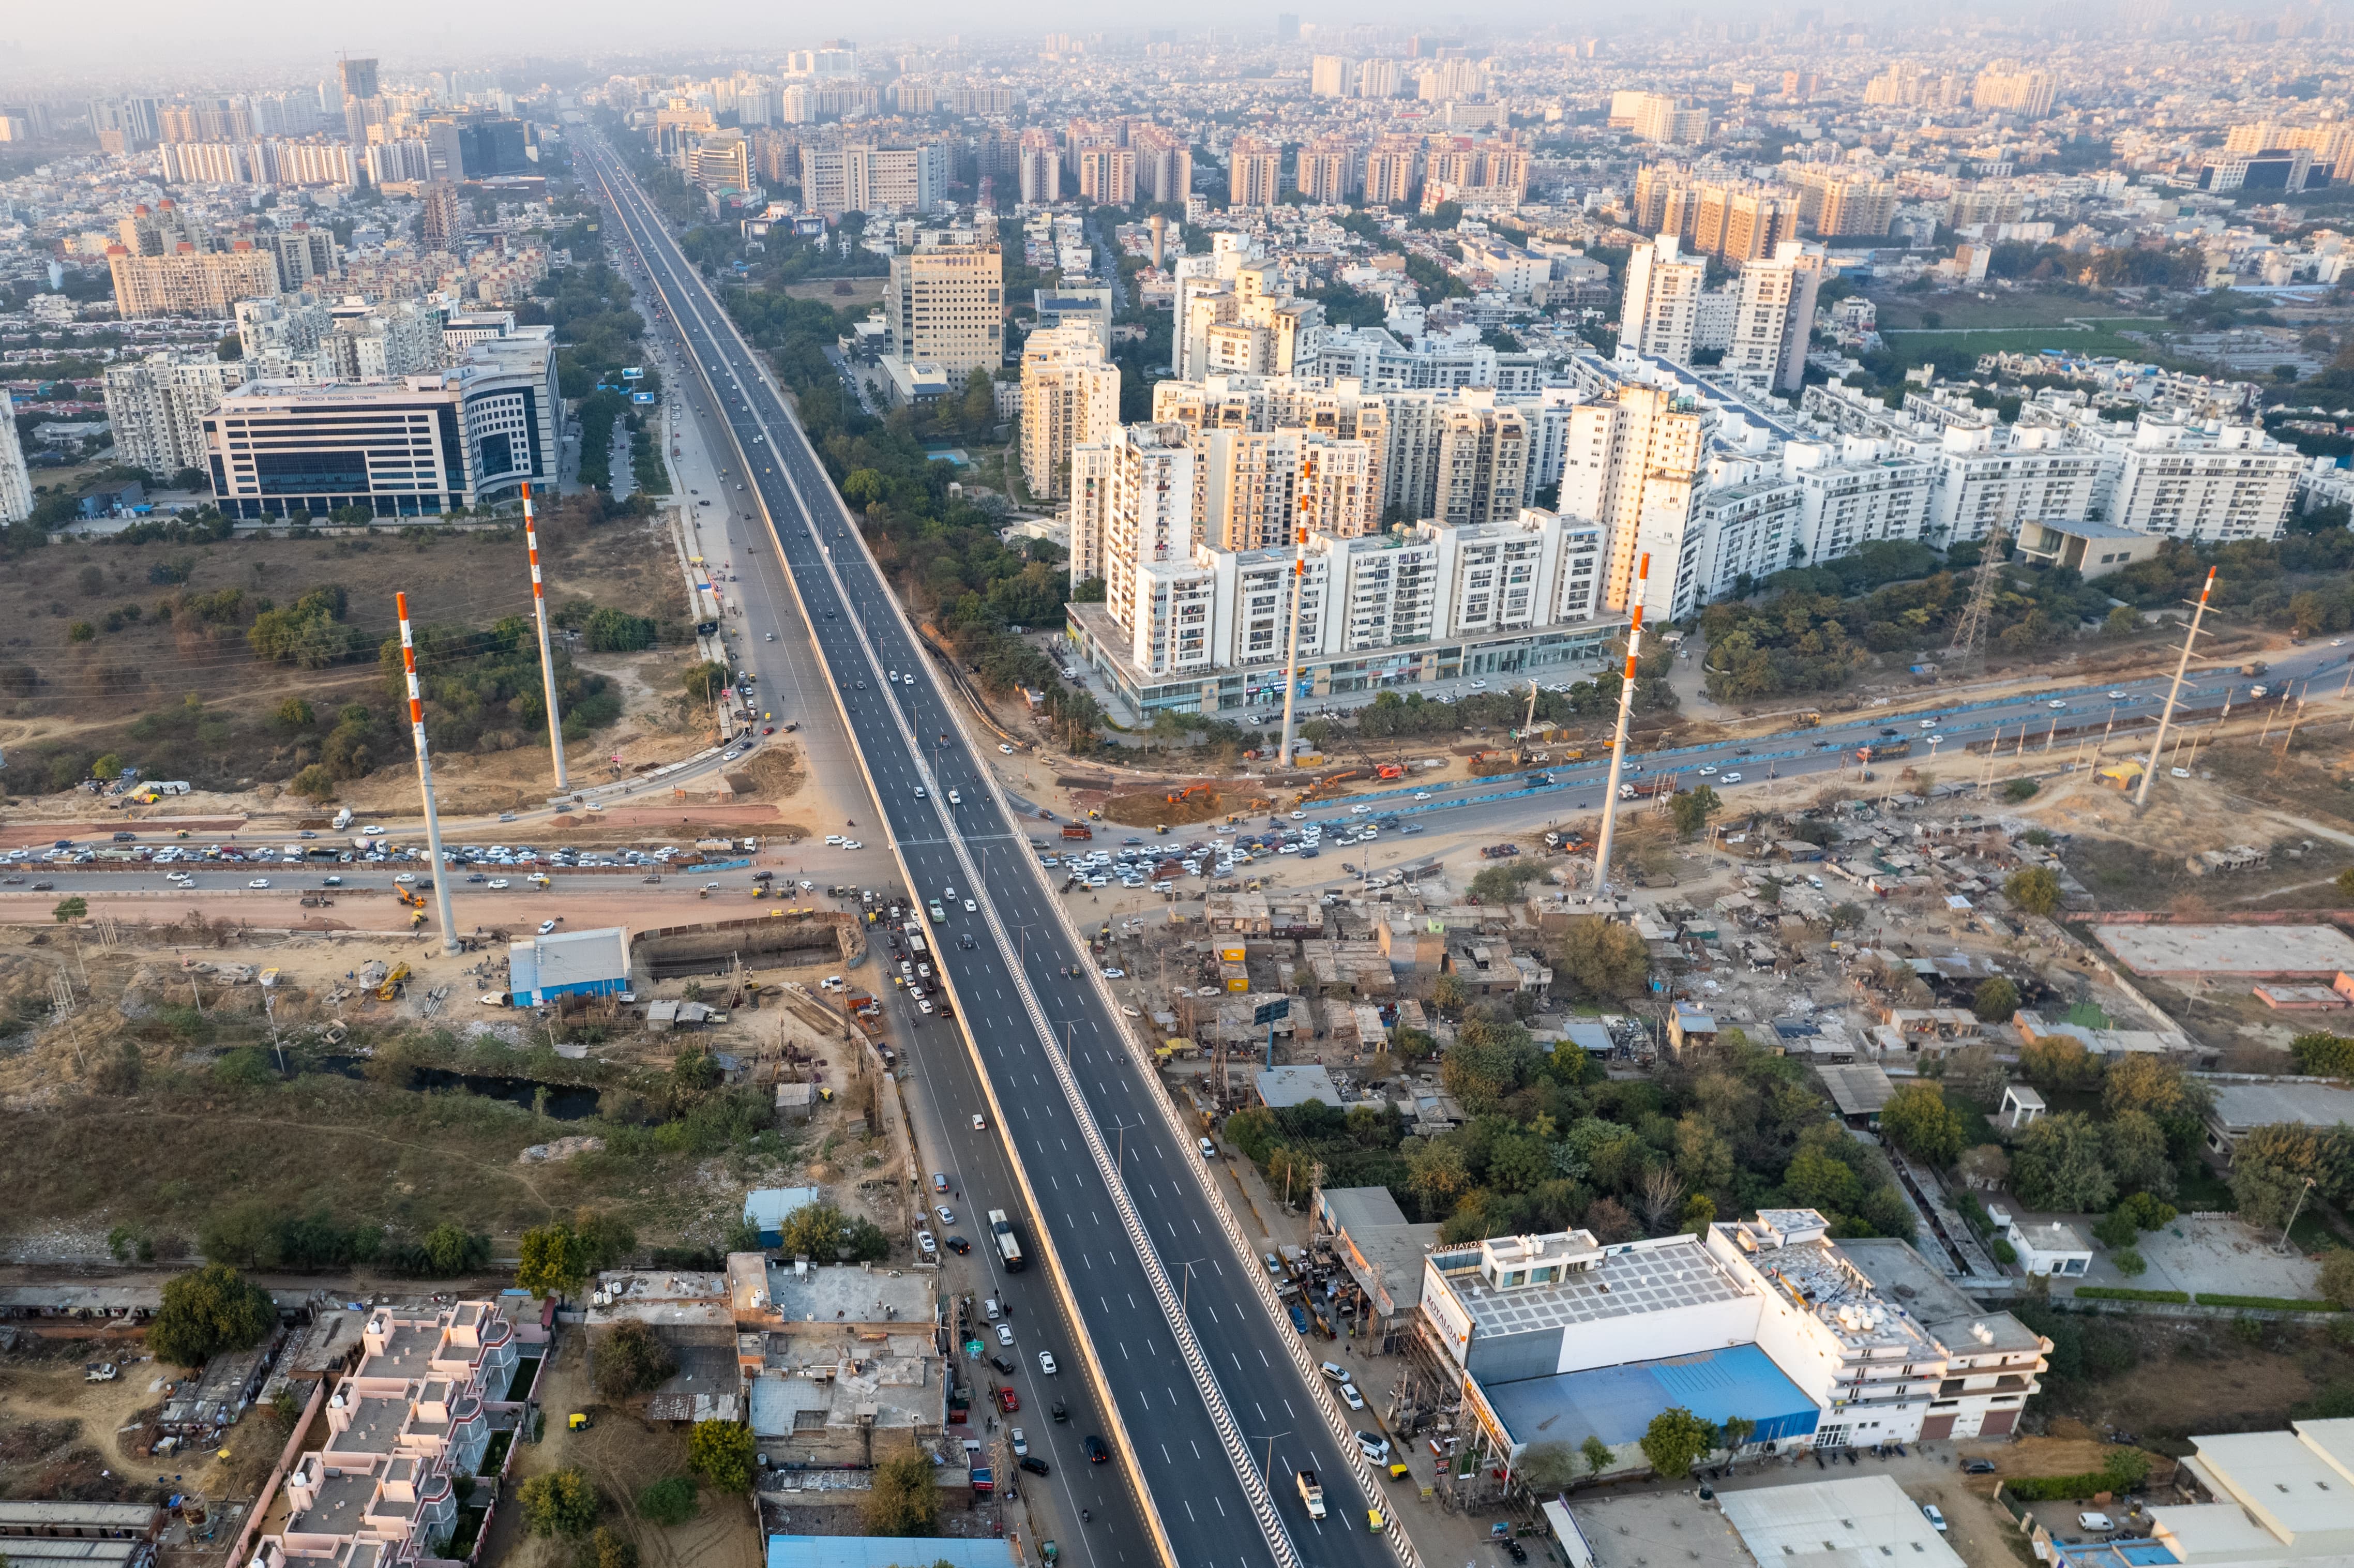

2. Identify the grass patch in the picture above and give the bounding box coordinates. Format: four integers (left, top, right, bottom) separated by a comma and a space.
2195, 1293, 2344, 1313
1881, 322, 2176, 362
2175, 1162, 2239, 1212
637, 1474, 699, 1526
2074, 1286, 2190, 1304
504, 1358, 542, 1403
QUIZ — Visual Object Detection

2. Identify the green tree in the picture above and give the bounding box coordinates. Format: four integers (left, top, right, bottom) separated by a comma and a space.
1556, 915, 1649, 1001
681, 660, 730, 701
1580, 1434, 1614, 1477
688, 1420, 755, 1492
636, 1475, 698, 1527
1879, 1083, 1967, 1167
1680, 1193, 1717, 1236
517, 1469, 600, 1536
2012, 1112, 2117, 1213
516, 1223, 592, 1297
1671, 784, 1723, 840
148, 1262, 277, 1366
1638, 1407, 1715, 1479
419, 1223, 489, 1276
581, 1526, 638, 1568
1514, 1442, 1581, 1490
2001, 778, 2040, 802
1431, 973, 1467, 1014
595, 1319, 678, 1399
861, 1448, 941, 1535
275, 697, 316, 730
2337, 866, 2354, 901
52, 896, 87, 924
2292, 1032, 2354, 1077
777, 1202, 853, 1259
2321, 1249, 2354, 1310
2111, 1248, 2147, 1276
2003, 866, 2062, 917
1972, 976, 2021, 1022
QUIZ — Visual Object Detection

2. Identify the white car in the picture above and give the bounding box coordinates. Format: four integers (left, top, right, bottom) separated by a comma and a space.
2107, 690, 2129, 701
936, 1205, 957, 1225
1339, 1382, 1365, 1411
947, 789, 962, 805
999, 743, 1015, 754
1921, 1505, 1947, 1534
825, 834, 844, 846
488, 879, 510, 889
538, 919, 558, 934
2047, 699, 2066, 709
1355, 1431, 1391, 1463
393, 872, 416, 884
963, 898, 976, 913
248, 878, 270, 888
1698, 765, 1717, 776
1103, 967, 1125, 978
2077, 1512, 2115, 1533
1919, 718, 1936, 729
1037, 1351, 1057, 1375
1010, 1427, 1028, 1456
1350, 803, 1373, 814
1721, 772, 1744, 784
843, 840, 863, 850
363, 825, 386, 836
997, 1322, 1015, 1347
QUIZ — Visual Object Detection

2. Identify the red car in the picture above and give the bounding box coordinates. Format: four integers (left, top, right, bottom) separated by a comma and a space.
996, 1388, 1020, 1413
762, 726, 775, 734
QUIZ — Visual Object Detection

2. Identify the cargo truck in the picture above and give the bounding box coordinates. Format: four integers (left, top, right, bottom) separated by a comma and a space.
1296, 1470, 1325, 1519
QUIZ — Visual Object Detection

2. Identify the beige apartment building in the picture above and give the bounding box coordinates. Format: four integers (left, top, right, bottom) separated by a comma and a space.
108, 243, 281, 318
1228, 134, 1283, 207
1020, 325, 1121, 500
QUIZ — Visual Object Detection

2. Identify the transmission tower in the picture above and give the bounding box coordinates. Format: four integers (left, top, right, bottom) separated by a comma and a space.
1943, 511, 2012, 662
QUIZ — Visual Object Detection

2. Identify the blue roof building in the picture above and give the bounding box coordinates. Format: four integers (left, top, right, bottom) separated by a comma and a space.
768, 1539, 1014, 1568
508, 927, 631, 1006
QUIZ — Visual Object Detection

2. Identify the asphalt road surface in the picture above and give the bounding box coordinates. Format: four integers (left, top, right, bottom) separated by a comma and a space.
582, 141, 1393, 1568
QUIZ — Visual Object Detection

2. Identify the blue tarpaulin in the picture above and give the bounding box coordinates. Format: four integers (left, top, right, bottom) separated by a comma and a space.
1484, 1343, 1820, 1449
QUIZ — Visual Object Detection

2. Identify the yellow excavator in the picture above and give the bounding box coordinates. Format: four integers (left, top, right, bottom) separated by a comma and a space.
375, 962, 411, 1001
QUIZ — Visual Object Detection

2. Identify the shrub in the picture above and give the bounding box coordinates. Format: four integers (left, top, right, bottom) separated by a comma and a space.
861, 1449, 940, 1535
635, 1475, 697, 1527
595, 1319, 678, 1399
518, 1469, 600, 1536
2002, 778, 2040, 802
578, 1526, 636, 1568
687, 1420, 755, 1492
2198, 1293, 2344, 1313
2073, 1286, 2187, 1303
2111, 1248, 2147, 1277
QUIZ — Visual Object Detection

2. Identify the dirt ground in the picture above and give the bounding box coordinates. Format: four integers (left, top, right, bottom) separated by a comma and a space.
775, 278, 885, 309
0, 511, 698, 811
2031, 1314, 2354, 1444
489, 1330, 760, 1568
0, 1326, 290, 1511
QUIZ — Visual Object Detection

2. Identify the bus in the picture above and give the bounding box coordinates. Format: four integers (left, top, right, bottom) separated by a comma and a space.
988, 1209, 1024, 1271
903, 922, 927, 957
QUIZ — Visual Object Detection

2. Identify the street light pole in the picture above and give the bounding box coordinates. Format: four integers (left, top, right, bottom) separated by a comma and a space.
2136, 568, 2217, 810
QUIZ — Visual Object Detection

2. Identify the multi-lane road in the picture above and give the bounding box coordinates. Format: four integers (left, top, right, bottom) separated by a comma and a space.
581, 141, 1399, 1568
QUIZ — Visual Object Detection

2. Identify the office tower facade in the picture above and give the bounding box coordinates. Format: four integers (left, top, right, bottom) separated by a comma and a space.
1228, 135, 1282, 208
1620, 234, 1708, 364
798, 143, 948, 216
338, 57, 381, 144
0, 393, 31, 524
884, 233, 1004, 383
1017, 130, 1062, 204
108, 244, 282, 319
103, 354, 247, 476
201, 333, 558, 519
425, 114, 529, 180
1021, 325, 1121, 500
689, 130, 753, 190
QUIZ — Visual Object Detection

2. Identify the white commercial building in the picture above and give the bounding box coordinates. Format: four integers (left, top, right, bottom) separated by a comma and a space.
1418, 1211, 2048, 1484
200, 330, 559, 519
1019, 325, 1120, 501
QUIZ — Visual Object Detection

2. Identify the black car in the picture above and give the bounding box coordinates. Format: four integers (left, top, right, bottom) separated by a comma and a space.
945, 1235, 971, 1255
1051, 1398, 1069, 1424
958, 933, 976, 949
1083, 1435, 1109, 1464
1505, 1543, 1528, 1564
1019, 1456, 1050, 1476
1962, 1459, 1997, 1474
990, 1354, 1016, 1376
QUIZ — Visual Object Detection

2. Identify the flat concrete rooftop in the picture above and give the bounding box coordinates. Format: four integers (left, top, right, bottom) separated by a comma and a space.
2093, 922, 2354, 977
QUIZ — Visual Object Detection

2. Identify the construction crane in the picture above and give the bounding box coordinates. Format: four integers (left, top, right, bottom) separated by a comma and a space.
1513, 678, 1542, 765
375, 962, 412, 1001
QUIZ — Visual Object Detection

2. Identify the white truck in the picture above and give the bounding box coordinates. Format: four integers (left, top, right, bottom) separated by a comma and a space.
332, 807, 354, 830
1295, 1469, 1325, 1519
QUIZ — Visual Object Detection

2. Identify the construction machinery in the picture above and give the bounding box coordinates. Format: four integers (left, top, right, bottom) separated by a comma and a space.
1164, 783, 1205, 804
375, 963, 412, 1001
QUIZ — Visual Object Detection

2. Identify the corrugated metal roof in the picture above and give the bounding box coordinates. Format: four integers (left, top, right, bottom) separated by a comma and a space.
766, 1536, 1014, 1568
1484, 1343, 1818, 1448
